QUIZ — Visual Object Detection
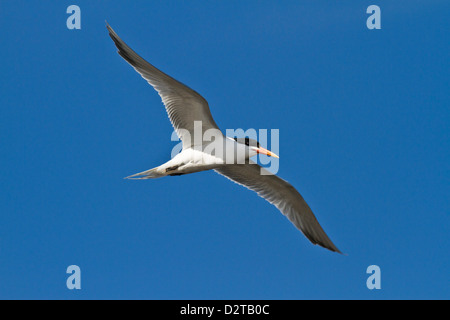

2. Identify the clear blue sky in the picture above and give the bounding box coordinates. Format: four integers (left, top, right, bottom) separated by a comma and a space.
0, 1, 448, 299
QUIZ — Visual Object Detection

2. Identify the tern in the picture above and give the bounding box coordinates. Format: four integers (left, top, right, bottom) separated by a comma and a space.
107, 24, 341, 253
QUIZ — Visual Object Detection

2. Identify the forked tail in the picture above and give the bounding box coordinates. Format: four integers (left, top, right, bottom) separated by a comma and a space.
124, 167, 165, 179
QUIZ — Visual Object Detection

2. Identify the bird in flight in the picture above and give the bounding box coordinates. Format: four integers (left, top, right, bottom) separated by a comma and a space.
107, 23, 341, 253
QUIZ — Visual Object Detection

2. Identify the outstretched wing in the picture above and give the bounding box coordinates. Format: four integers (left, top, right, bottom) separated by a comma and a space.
215, 161, 342, 253
107, 23, 221, 148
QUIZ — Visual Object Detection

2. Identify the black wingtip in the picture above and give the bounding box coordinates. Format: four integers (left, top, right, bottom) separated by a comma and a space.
325, 244, 345, 255
105, 23, 142, 71
318, 245, 343, 255
106, 22, 119, 41
313, 237, 343, 254
106, 22, 114, 35
326, 242, 344, 255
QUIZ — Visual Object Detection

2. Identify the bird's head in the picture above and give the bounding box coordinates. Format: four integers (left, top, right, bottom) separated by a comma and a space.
230, 137, 279, 159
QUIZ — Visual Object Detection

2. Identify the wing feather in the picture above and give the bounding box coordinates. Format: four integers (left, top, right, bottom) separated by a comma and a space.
107, 23, 221, 148
215, 161, 342, 253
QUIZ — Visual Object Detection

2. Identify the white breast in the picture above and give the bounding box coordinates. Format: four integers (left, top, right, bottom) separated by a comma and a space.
162, 137, 249, 174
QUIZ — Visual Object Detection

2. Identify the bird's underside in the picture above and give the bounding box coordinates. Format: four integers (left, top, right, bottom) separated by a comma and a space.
107, 23, 342, 254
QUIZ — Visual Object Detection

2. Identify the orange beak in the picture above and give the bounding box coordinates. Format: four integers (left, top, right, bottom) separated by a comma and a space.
256, 147, 279, 158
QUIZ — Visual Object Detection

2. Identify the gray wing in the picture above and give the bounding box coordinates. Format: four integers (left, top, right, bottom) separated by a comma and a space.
215, 161, 342, 253
107, 23, 221, 149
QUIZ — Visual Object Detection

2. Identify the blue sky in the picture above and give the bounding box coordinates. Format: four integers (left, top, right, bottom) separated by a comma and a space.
0, 1, 449, 299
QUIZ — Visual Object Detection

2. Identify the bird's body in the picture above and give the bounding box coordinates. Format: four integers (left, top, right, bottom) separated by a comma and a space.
126, 136, 250, 178
107, 23, 342, 253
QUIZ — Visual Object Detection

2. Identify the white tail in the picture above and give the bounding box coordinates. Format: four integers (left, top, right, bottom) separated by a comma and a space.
124, 167, 165, 179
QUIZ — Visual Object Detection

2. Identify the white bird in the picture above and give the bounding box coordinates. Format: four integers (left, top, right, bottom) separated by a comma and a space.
107, 24, 341, 253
